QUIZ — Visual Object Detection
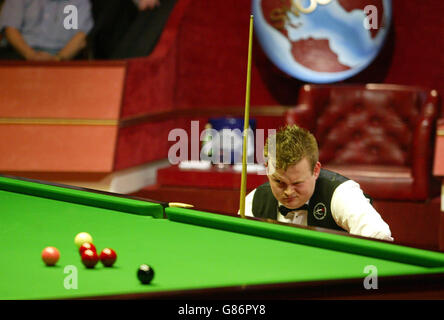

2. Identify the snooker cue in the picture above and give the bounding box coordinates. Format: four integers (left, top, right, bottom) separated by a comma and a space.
239, 15, 254, 219
169, 202, 194, 208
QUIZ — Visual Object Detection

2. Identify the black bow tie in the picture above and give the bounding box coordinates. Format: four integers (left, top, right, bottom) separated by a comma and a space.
278, 204, 309, 216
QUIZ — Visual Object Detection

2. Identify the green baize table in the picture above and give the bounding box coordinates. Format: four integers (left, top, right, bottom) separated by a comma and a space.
1, 175, 444, 299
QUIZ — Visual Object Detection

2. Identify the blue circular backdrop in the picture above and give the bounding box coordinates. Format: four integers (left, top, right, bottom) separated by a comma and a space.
252, 0, 392, 83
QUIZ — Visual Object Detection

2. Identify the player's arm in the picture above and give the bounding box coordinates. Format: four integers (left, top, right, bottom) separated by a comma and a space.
331, 180, 394, 241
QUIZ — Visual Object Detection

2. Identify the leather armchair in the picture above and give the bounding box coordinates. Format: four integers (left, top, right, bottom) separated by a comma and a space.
285, 84, 441, 201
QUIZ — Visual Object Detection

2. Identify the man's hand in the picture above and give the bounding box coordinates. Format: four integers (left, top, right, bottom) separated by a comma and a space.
4, 27, 56, 61
137, 0, 160, 11
27, 51, 58, 61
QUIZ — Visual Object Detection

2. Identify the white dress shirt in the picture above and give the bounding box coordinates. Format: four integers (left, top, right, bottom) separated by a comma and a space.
241, 180, 394, 241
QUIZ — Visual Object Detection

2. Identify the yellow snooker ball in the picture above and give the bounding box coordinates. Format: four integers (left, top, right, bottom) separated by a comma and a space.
74, 232, 93, 248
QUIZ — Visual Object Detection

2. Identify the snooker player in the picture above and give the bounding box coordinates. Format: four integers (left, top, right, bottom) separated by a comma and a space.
240, 125, 394, 241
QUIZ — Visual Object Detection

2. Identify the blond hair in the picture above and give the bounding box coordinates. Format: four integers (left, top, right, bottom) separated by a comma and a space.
264, 125, 319, 172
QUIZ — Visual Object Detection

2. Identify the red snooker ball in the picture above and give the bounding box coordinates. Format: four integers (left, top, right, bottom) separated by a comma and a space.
41, 247, 60, 266
79, 242, 96, 255
81, 249, 99, 268
100, 248, 117, 267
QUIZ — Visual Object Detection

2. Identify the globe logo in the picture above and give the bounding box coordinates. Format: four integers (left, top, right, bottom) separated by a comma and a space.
252, 0, 392, 83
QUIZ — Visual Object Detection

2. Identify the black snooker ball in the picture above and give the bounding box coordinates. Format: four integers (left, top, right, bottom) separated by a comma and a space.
137, 264, 155, 284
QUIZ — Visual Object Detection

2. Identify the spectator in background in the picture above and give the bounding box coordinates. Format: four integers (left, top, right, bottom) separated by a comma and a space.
0, 0, 93, 61
91, 0, 177, 59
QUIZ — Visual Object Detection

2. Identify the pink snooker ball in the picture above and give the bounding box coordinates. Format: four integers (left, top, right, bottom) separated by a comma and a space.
41, 246, 60, 266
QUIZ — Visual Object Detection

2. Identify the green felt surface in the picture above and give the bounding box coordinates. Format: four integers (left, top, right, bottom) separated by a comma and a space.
166, 207, 444, 268
1, 176, 444, 299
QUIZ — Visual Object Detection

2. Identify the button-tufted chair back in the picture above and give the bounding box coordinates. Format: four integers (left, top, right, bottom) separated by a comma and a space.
285, 84, 441, 201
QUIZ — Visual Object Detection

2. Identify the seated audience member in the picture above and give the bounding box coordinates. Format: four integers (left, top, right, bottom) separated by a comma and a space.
239, 125, 394, 241
91, 0, 177, 59
0, 0, 93, 60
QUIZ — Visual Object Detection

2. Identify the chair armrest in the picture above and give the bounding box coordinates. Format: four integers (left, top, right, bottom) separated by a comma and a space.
411, 91, 440, 197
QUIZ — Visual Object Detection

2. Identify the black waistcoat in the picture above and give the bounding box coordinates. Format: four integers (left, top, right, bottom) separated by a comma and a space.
252, 169, 349, 231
